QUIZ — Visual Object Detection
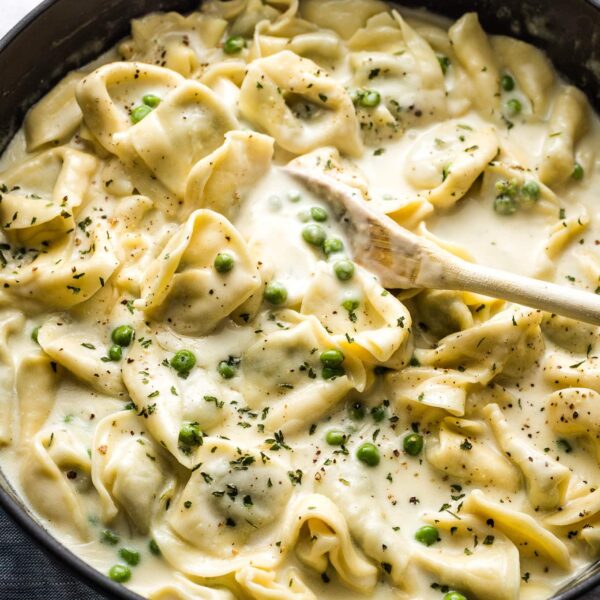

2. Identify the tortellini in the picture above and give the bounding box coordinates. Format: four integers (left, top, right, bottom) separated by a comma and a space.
16, 351, 61, 444
426, 416, 520, 489
414, 533, 520, 600
0, 311, 26, 444
539, 86, 588, 187
92, 412, 178, 532
542, 353, 600, 392
76, 62, 185, 155
122, 325, 233, 468
484, 403, 571, 510
77, 63, 239, 215
138, 209, 261, 336
37, 317, 126, 397
490, 36, 555, 116
462, 490, 571, 568
25, 72, 84, 151
241, 311, 366, 432
150, 576, 235, 600
21, 428, 92, 539
541, 314, 598, 355
4, 1, 600, 598
448, 13, 500, 116
235, 566, 316, 600
118, 12, 228, 77
153, 438, 293, 577
185, 131, 274, 221
546, 388, 600, 459
285, 494, 378, 593
300, 262, 411, 365
403, 119, 498, 208
387, 367, 478, 417
239, 51, 363, 156
0, 147, 97, 247
0, 216, 119, 310
413, 289, 503, 341
415, 308, 544, 384
534, 207, 590, 279
480, 160, 559, 219
125, 81, 238, 197
299, 0, 387, 39
544, 487, 600, 528
317, 461, 408, 584
349, 13, 447, 140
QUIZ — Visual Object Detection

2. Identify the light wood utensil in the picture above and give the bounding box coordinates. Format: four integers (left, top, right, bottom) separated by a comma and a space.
286, 165, 600, 326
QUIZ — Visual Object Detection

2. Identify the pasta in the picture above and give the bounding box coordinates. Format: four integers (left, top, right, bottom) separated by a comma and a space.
0, 1, 598, 599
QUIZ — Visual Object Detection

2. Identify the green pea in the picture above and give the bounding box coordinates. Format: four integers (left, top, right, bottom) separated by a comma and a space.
521, 180, 540, 203
415, 525, 439, 546
359, 89, 381, 108
118, 547, 140, 566
342, 298, 360, 312
348, 401, 365, 420
302, 223, 327, 247
149, 539, 161, 556
310, 206, 328, 222
505, 98, 522, 116
287, 190, 302, 203
142, 94, 161, 108
320, 349, 345, 368
214, 252, 234, 273
356, 442, 380, 466
371, 405, 386, 422
501, 74, 515, 92
495, 179, 518, 198
403, 433, 424, 456
264, 281, 287, 305
322, 365, 345, 380
179, 421, 202, 448
108, 344, 122, 361
218, 360, 236, 379
572, 162, 584, 180
100, 529, 120, 546
444, 593, 467, 600
223, 35, 246, 54
108, 564, 131, 583
334, 259, 355, 281
267, 194, 282, 211
170, 349, 196, 375
31, 325, 40, 344
111, 325, 134, 347
323, 237, 344, 255
130, 104, 152, 124
297, 210, 311, 223
325, 429, 346, 446
493, 195, 518, 215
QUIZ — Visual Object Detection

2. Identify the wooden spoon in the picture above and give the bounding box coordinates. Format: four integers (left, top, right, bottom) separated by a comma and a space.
286, 165, 600, 326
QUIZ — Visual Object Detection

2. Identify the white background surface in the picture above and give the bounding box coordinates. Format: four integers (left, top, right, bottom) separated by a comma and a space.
0, 0, 46, 39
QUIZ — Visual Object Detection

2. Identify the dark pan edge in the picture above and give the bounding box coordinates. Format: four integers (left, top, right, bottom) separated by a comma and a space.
0, 475, 144, 599
0, 0, 600, 598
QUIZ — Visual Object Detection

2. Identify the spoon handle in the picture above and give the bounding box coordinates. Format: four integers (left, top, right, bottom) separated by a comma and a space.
422, 253, 600, 325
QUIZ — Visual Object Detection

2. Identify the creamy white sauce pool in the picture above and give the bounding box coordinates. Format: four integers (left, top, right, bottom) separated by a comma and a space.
0, 1, 599, 600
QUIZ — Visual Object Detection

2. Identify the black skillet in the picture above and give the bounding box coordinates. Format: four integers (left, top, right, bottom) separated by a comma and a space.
0, 0, 599, 598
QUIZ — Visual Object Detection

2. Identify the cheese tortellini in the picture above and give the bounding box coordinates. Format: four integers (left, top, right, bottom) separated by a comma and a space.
239, 51, 363, 156
0, 0, 599, 599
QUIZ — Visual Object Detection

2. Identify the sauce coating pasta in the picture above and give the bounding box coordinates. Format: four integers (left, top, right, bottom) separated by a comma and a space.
0, 1, 599, 599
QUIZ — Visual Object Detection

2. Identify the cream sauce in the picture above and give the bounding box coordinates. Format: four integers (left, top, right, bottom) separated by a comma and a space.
0, 2, 598, 600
